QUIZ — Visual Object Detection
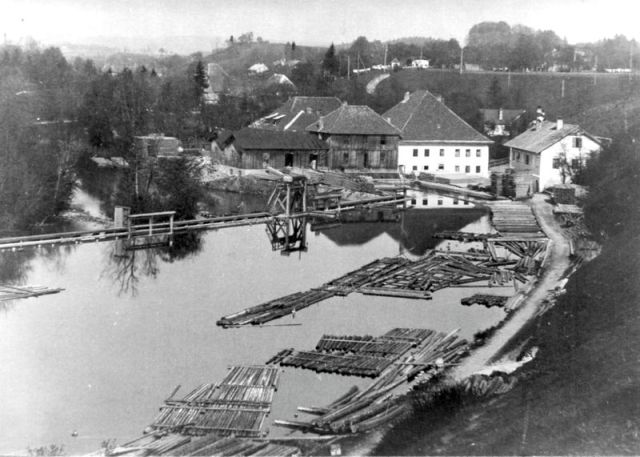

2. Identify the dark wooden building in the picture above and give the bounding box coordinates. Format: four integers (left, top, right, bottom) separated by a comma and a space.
211, 128, 329, 170
306, 104, 402, 170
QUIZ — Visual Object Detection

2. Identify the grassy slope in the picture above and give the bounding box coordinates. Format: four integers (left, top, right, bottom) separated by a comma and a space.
367, 69, 640, 137
374, 231, 640, 455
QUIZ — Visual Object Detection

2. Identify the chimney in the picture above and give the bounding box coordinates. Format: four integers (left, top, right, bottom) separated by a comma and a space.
402, 91, 411, 103
306, 107, 313, 114
499, 108, 503, 121
318, 117, 324, 131
556, 119, 564, 130
436, 95, 443, 103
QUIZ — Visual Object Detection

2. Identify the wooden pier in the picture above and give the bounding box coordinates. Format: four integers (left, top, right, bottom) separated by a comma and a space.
485, 200, 544, 235
150, 365, 280, 437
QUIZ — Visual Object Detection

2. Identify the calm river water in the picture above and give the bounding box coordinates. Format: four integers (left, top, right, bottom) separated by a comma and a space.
0, 192, 512, 454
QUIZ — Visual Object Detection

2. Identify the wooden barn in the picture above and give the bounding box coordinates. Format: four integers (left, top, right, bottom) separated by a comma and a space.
306, 104, 402, 170
211, 128, 329, 170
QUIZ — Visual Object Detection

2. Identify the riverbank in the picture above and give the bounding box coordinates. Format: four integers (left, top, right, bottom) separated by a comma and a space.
373, 227, 639, 455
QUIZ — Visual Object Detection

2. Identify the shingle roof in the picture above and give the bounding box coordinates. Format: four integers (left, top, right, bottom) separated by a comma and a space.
383, 90, 491, 143
256, 96, 343, 132
306, 104, 402, 136
504, 120, 597, 154
233, 128, 328, 151
479, 108, 526, 125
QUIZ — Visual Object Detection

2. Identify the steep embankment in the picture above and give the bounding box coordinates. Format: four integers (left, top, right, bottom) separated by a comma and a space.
374, 231, 640, 455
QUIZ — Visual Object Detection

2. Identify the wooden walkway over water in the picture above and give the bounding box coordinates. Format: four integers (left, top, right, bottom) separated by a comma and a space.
0, 194, 407, 252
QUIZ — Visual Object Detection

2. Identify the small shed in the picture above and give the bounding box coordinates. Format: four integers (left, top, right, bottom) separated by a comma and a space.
212, 128, 329, 170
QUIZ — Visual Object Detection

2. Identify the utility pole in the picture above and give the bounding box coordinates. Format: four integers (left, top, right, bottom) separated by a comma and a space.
384, 44, 388, 67
459, 47, 464, 74
347, 55, 350, 80
561, 79, 565, 98
594, 55, 598, 85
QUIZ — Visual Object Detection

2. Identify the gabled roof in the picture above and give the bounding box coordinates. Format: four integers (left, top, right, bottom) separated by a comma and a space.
479, 108, 526, 125
383, 90, 491, 144
504, 120, 600, 154
254, 96, 342, 132
232, 128, 328, 151
306, 104, 402, 136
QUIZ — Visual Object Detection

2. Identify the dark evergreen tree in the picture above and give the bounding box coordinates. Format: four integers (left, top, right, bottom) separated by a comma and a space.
322, 43, 340, 77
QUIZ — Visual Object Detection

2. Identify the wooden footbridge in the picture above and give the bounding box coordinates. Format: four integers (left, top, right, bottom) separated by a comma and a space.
0, 192, 408, 252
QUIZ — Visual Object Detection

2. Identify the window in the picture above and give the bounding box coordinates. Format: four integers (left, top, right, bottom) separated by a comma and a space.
438, 163, 444, 171
412, 165, 418, 171
437, 199, 443, 206
423, 165, 429, 170
573, 137, 582, 148
455, 149, 460, 157
476, 165, 481, 173
413, 149, 418, 157
464, 200, 469, 205
476, 149, 481, 157
453, 198, 459, 205
343, 152, 349, 164
439, 148, 445, 156
455, 165, 460, 172
380, 151, 386, 163
465, 149, 471, 157
465, 165, 470, 173
552, 158, 560, 169
411, 198, 417, 205
380, 136, 386, 146
517, 152, 521, 161
525, 154, 530, 165
571, 158, 581, 168
424, 149, 430, 157
422, 198, 428, 205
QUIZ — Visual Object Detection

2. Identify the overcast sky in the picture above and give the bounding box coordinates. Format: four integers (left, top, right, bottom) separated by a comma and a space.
2, 0, 639, 49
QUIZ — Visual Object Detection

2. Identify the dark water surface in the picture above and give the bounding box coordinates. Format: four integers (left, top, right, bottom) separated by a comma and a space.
0, 194, 512, 454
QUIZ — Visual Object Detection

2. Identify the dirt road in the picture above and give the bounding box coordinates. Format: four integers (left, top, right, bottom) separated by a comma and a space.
452, 193, 571, 379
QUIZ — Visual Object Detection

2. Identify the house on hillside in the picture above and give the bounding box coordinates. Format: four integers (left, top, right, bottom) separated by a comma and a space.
479, 108, 527, 138
210, 128, 329, 171
390, 58, 401, 70
505, 119, 601, 194
384, 90, 493, 178
264, 73, 297, 94
306, 103, 402, 170
251, 96, 342, 131
248, 63, 269, 74
411, 59, 430, 69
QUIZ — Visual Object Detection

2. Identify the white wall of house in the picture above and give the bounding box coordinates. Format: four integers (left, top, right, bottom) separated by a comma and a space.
398, 143, 490, 178
510, 135, 600, 190
406, 190, 476, 209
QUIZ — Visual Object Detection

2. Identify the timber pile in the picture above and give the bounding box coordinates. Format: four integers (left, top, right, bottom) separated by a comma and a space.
276, 329, 468, 435
486, 200, 544, 235
279, 328, 430, 378
0, 284, 64, 302
115, 433, 300, 456
218, 248, 535, 328
490, 239, 548, 275
216, 288, 336, 327
150, 366, 279, 437
324, 257, 410, 295
433, 231, 493, 242
461, 294, 509, 308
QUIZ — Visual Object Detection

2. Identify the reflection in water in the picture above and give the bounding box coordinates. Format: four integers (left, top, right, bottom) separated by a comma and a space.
103, 232, 203, 296
265, 217, 308, 256
318, 207, 489, 256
